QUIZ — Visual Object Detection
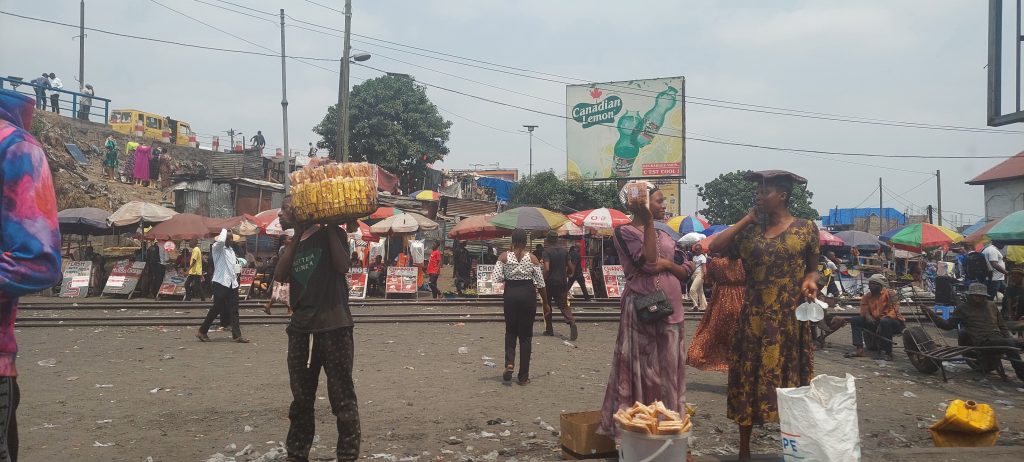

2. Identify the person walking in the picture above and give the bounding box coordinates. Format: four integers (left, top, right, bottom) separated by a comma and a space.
1, 88, 63, 461
184, 240, 205, 302
686, 249, 746, 372
29, 73, 51, 111
274, 195, 360, 461
567, 243, 591, 301
542, 232, 577, 340
103, 135, 118, 181
78, 84, 93, 121
47, 73, 62, 114
144, 242, 162, 298
196, 229, 249, 343
453, 241, 470, 296
708, 170, 819, 462
427, 241, 443, 299
597, 181, 694, 437
493, 229, 549, 385
689, 243, 708, 311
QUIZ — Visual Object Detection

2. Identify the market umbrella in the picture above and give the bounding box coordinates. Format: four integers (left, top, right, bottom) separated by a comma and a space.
834, 230, 882, 250
370, 212, 438, 234
409, 190, 441, 201
58, 207, 113, 235
248, 208, 280, 229
653, 221, 682, 241
557, 221, 584, 237
666, 215, 708, 234
986, 210, 1024, 244
887, 223, 963, 251
448, 213, 507, 240
107, 201, 177, 227
679, 232, 706, 245
704, 224, 730, 236
369, 207, 404, 220
819, 229, 845, 247
146, 214, 217, 240
567, 208, 631, 229
489, 207, 568, 231
964, 218, 1002, 245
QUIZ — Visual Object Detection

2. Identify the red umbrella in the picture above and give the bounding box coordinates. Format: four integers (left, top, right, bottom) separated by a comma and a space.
356, 220, 379, 242
448, 214, 507, 240
369, 207, 404, 220
819, 229, 844, 246
567, 208, 631, 229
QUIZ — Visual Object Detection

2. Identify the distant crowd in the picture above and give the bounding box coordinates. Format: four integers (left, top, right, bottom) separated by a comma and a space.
28, 72, 94, 120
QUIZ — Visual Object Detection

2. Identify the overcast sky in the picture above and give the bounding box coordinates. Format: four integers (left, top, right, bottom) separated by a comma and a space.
2, 0, 1021, 227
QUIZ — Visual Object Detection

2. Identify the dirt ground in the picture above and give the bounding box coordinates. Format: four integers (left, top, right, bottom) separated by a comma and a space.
13, 304, 1024, 461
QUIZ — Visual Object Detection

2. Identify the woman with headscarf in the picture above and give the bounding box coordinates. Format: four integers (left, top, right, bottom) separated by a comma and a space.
598, 181, 694, 437
708, 170, 819, 461
492, 228, 549, 385
133, 144, 152, 185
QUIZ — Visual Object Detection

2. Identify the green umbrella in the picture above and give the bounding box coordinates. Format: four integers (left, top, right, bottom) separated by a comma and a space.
489, 207, 568, 231
887, 223, 962, 251
986, 210, 1024, 244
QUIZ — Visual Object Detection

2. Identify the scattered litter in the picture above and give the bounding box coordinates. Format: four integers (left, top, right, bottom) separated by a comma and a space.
525, 432, 536, 438
481, 450, 499, 461
995, 400, 1015, 406
93, 441, 113, 447
903, 391, 918, 398
94, 384, 113, 388
204, 453, 228, 462
486, 418, 505, 425
538, 421, 555, 432
252, 446, 285, 462
483, 361, 497, 368
457, 347, 469, 354
234, 444, 253, 456
562, 341, 577, 348
224, 443, 237, 451
65, 376, 79, 381
447, 437, 463, 445
499, 430, 511, 437
144, 457, 153, 462
371, 454, 397, 462
385, 340, 395, 344
95, 419, 112, 424
452, 322, 465, 327
481, 356, 494, 361
244, 425, 253, 433
149, 388, 162, 394
37, 359, 56, 367
480, 431, 496, 438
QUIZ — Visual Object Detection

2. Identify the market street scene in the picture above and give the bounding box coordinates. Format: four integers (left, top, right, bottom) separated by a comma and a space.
3, 1, 1024, 461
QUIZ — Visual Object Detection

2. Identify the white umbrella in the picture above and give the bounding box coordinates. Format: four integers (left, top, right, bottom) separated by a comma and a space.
264, 216, 295, 237
557, 221, 584, 237
370, 212, 438, 234
107, 201, 177, 227
679, 232, 706, 245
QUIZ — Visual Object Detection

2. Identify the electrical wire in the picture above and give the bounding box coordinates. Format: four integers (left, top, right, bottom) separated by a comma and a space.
192, 0, 276, 23
302, 0, 344, 15
851, 186, 880, 209
898, 176, 935, 196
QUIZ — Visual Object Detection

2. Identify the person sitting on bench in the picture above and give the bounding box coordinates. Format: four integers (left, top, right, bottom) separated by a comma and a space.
846, 274, 904, 361
921, 282, 1024, 382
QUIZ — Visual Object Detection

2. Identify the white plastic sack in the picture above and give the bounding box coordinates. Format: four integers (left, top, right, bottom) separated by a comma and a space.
777, 373, 860, 462
368, 241, 384, 263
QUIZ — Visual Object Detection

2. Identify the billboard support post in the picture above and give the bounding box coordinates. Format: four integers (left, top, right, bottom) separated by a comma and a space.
523, 125, 537, 177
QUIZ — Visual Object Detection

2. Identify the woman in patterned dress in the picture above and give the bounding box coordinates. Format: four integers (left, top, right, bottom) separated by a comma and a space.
122, 141, 138, 184
686, 249, 745, 372
597, 182, 694, 437
708, 170, 819, 461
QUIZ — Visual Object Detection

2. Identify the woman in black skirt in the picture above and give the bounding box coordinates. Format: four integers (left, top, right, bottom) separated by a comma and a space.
493, 229, 550, 385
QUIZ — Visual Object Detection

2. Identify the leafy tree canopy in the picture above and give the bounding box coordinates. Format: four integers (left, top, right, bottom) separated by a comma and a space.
313, 75, 452, 190
510, 171, 621, 213
697, 170, 818, 224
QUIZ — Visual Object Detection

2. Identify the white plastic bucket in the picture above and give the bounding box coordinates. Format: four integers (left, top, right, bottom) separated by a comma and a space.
618, 429, 690, 462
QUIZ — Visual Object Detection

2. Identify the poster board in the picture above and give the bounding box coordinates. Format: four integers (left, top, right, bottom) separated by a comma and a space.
347, 267, 368, 299
386, 266, 418, 295
602, 265, 625, 298
476, 264, 504, 296
570, 270, 595, 297
238, 268, 258, 299
103, 261, 146, 297
59, 261, 93, 298
157, 267, 187, 298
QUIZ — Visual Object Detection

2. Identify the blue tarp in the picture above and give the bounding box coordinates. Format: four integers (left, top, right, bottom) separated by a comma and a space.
820, 207, 907, 227
960, 219, 991, 236
475, 176, 515, 203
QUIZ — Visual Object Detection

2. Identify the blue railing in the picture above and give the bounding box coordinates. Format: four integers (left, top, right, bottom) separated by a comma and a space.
0, 75, 111, 124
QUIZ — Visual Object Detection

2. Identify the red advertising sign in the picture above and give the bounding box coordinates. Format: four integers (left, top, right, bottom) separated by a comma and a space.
347, 268, 368, 299
158, 267, 187, 298
641, 162, 682, 176
603, 265, 625, 298
60, 261, 93, 298
238, 268, 258, 299
386, 266, 418, 295
103, 260, 147, 297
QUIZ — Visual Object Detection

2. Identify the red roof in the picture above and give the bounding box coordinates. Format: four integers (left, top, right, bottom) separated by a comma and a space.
967, 151, 1024, 185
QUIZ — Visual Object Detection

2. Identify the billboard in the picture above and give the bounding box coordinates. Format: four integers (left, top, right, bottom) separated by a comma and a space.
566, 77, 685, 180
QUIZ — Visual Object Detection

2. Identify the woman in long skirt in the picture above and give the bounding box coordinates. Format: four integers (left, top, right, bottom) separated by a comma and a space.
597, 182, 694, 437
122, 141, 138, 183
492, 228, 548, 386
708, 170, 819, 461
133, 145, 152, 185
686, 251, 745, 372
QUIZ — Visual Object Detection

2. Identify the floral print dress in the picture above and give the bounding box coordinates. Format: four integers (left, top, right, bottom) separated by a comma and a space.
727, 218, 818, 426
686, 256, 745, 372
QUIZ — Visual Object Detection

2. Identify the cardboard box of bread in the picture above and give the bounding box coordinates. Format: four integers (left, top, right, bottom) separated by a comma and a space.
290, 162, 378, 224
613, 400, 692, 435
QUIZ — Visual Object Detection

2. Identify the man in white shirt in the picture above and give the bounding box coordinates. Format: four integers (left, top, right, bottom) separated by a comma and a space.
78, 83, 93, 120
983, 242, 1008, 300
690, 243, 708, 311
196, 229, 249, 343
47, 73, 62, 114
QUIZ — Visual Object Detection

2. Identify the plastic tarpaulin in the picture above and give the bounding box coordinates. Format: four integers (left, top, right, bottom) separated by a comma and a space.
475, 176, 515, 203
821, 207, 907, 227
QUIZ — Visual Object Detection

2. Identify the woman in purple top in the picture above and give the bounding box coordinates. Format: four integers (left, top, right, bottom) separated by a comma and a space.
598, 182, 694, 437
133, 145, 152, 185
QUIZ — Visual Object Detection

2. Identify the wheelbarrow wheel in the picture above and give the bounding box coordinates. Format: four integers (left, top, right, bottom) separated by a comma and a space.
903, 327, 940, 374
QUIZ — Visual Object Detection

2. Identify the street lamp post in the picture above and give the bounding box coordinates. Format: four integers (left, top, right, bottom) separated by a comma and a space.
334, 0, 371, 162
523, 125, 537, 177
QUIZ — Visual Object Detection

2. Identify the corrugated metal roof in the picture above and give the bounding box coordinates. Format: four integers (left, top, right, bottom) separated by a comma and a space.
171, 179, 213, 193
967, 151, 1024, 185
207, 150, 268, 181
231, 177, 284, 191
440, 196, 497, 219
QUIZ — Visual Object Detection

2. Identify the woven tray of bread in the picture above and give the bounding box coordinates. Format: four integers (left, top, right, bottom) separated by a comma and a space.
290, 162, 378, 224
613, 401, 692, 435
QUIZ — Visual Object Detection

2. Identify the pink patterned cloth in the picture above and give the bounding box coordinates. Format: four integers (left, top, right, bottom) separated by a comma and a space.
133, 145, 152, 181
0, 89, 63, 376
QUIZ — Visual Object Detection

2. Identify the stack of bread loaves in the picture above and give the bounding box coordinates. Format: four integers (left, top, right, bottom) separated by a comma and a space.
613, 401, 692, 435
290, 162, 378, 224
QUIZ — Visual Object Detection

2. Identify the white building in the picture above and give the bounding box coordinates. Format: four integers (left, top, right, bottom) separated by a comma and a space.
967, 151, 1024, 220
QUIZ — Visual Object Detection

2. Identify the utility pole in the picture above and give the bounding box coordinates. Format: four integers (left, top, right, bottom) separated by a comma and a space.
878, 177, 884, 235
927, 205, 933, 224
279, 9, 291, 193
523, 124, 537, 176
335, 0, 354, 162
79, 1, 85, 87
935, 169, 943, 226
226, 129, 237, 149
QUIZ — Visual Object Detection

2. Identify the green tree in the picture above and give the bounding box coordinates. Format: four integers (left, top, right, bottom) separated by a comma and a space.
510, 171, 621, 212
697, 170, 818, 224
313, 75, 452, 190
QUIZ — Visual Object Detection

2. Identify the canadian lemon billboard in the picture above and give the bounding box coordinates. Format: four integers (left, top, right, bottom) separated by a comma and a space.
566, 77, 685, 180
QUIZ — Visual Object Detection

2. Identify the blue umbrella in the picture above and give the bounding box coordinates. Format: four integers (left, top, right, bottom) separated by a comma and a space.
704, 224, 730, 236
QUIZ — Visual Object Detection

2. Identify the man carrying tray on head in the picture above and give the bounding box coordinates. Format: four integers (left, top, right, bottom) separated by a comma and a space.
274, 194, 360, 461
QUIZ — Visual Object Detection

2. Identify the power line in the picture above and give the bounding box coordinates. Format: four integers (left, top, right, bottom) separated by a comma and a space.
851, 186, 880, 209
192, 0, 276, 23
437, 107, 524, 136
898, 176, 935, 196
302, 0, 344, 15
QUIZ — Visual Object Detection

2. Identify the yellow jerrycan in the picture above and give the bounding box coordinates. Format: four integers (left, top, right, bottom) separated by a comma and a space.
929, 400, 999, 447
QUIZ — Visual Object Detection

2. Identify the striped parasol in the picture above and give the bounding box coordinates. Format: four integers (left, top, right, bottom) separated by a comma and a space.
567, 208, 631, 230
489, 207, 568, 231
887, 223, 963, 251
666, 215, 709, 234
819, 229, 845, 246
409, 190, 441, 201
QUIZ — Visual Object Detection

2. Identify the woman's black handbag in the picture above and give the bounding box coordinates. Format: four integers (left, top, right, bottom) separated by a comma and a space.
614, 226, 673, 324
